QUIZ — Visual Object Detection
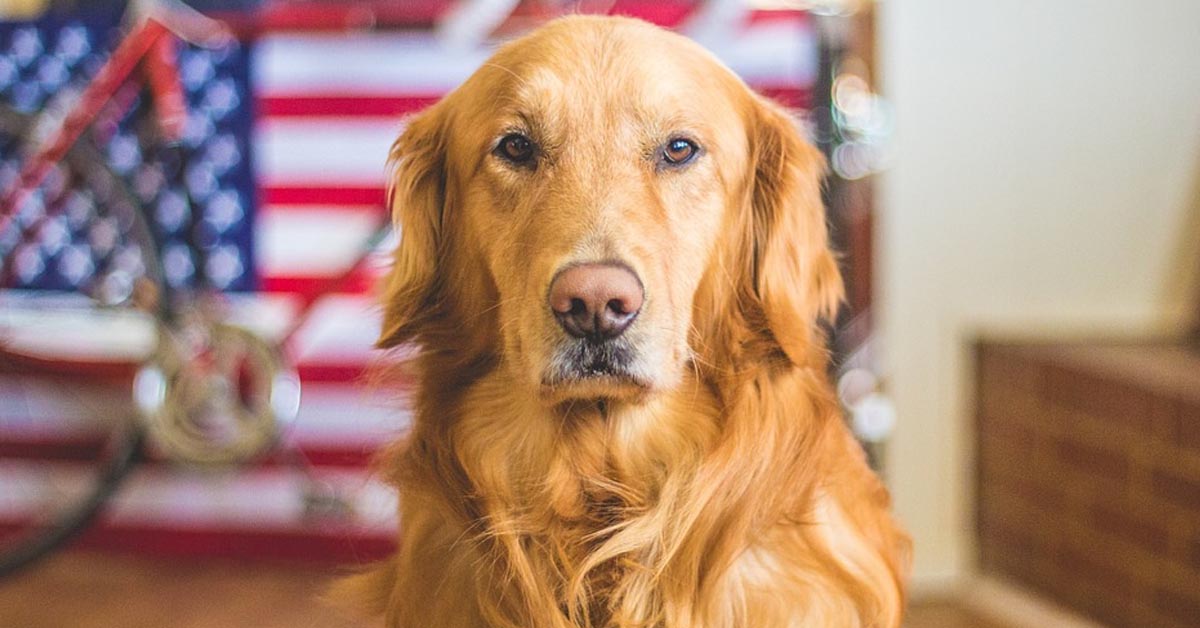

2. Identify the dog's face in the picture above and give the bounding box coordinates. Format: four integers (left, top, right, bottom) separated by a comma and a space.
379, 17, 842, 405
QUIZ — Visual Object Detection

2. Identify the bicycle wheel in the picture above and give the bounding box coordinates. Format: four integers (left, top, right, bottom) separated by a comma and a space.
0, 103, 157, 577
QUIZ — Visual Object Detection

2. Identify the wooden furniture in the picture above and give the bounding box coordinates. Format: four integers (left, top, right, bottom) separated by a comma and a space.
975, 339, 1200, 627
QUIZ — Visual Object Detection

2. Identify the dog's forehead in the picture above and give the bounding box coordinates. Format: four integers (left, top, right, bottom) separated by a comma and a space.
481, 17, 740, 125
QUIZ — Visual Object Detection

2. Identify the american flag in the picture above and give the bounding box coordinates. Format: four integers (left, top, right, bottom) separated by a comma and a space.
0, 4, 821, 562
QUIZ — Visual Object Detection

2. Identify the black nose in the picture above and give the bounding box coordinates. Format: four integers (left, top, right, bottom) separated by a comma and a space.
548, 263, 644, 339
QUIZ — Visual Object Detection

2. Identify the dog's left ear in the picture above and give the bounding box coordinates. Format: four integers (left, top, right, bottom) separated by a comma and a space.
746, 97, 844, 365
377, 104, 448, 349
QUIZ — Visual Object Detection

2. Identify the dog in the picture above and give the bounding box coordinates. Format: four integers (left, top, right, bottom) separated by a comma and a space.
350, 15, 910, 627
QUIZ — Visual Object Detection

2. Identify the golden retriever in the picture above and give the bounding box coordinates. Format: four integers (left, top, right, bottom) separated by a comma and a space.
351, 15, 910, 628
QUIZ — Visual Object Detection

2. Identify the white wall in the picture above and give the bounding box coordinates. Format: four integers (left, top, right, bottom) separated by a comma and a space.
876, 0, 1200, 587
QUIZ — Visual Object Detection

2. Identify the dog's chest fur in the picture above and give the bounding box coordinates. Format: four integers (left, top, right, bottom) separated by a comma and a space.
390, 363, 902, 628
443, 372, 723, 622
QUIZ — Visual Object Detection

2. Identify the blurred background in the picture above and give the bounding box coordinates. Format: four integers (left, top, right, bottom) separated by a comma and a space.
0, 1, 1197, 627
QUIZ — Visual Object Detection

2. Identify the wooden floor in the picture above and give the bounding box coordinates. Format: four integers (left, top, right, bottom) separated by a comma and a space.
0, 551, 1011, 627
906, 600, 1011, 628
0, 551, 369, 628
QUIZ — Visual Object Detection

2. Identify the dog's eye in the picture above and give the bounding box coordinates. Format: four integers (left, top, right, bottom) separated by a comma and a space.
496, 133, 536, 165
662, 138, 698, 166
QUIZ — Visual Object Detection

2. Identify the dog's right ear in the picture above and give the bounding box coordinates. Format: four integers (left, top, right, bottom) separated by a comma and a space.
377, 105, 448, 348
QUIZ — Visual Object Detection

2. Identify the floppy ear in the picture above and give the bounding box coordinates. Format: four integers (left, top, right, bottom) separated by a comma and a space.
377, 105, 448, 348
746, 97, 844, 365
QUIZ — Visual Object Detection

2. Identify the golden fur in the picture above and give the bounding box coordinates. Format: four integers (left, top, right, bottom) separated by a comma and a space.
351, 15, 910, 627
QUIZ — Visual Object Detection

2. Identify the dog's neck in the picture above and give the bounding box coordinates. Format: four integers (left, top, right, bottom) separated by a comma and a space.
457, 365, 724, 499
406, 349, 831, 509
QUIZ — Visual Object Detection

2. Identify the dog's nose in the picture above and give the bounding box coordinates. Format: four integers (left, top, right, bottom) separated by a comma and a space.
549, 263, 644, 339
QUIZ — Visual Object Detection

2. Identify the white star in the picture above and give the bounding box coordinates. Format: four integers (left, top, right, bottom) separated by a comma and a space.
186, 161, 218, 202
107, 134, 141, 174
38, 215, 70, 257
156, 188, 190, 233
205, 190, 243, 233
163, 242, 195, 287
37, 56, 69, 91
55, 24, 91, 65
205, 134, 240, 174
11, 27, 43, 67
58, 243, 95, 286
13, 242, 45, 284
205, 245, 243, 289
202, 78, 240, 121
180, 49, 214, 91
88, 216, 119, 258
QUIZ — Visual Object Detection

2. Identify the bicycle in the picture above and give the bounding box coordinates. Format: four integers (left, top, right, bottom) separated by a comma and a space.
0, 0, 363, 577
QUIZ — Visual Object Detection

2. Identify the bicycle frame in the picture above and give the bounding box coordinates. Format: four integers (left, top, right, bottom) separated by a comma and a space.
0, 4, 307, 463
